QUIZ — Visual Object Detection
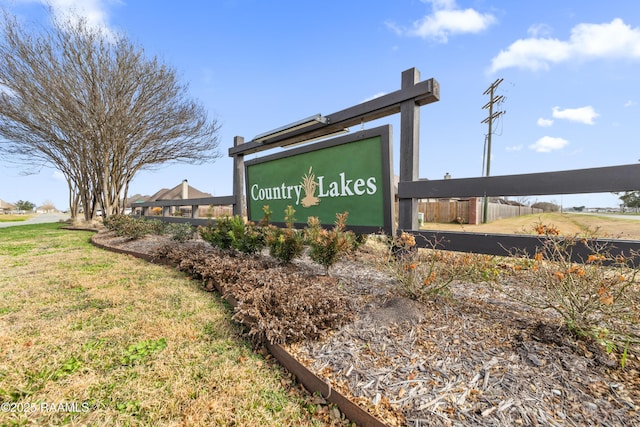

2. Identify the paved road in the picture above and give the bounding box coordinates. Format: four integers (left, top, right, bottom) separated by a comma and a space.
0, 213, 70, 229
571, 212, 640, 221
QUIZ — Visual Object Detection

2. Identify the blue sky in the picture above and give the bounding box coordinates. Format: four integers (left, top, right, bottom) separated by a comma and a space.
1, 0, 639, 210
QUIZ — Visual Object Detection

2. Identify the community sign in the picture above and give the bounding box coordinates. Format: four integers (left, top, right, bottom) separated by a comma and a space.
245, 125, 394, 234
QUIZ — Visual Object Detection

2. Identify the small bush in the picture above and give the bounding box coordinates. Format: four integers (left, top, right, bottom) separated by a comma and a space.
228, 216, 266, 254
152, 242, 354, 345
305, 212, 357, 275
103, 214, 152, 240
122, 217, 154, 240
494, 221, 640, 362
146, 219, 165, 235
231, 271, 354, 345
198, 215, 266, 254
198, 215, 234, 251
380, 232, 477, 301
164, 222, 194, 243
265, 226, 304, 264
152, 243, 213, 275
103, 214, 129, 231
265, 206, 304, 264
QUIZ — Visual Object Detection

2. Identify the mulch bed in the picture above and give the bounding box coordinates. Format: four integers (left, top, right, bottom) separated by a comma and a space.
92, 231, 640, 426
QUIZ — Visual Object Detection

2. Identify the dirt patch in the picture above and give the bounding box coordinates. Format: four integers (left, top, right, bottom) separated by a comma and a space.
362, 296, 427, 327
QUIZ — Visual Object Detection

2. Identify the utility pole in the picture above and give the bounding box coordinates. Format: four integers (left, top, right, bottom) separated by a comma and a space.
481, 78, 506, 223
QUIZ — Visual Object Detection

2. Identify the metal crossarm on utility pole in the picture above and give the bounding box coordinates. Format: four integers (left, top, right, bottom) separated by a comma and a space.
481, 78, 506, 223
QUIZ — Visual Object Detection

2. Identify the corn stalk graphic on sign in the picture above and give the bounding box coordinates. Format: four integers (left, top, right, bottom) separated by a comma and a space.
245, 126, 393, 232
300, 167, 320, 208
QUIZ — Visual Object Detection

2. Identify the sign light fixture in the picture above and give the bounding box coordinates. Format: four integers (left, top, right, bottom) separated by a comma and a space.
252, 114, 327, 143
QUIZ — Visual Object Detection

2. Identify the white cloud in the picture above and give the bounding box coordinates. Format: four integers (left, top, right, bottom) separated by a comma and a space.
490, 18, 640, 72
624, 100, 637, 107
21, 0, 117, 33
529, 136, 569, 153
537, 117, 553, 127
527, 23, 552, 38
490, 38, 571, 71
427, 0, 456, 9
552, 106, 599, 125
388, 0, 496, 43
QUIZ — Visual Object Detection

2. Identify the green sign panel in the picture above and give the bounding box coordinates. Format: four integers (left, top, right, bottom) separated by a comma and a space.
245, 126, 393, 233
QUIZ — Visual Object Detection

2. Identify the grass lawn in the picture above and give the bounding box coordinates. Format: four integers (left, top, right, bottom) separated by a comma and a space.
0, 223, 326, 426
0, 215, 32, 223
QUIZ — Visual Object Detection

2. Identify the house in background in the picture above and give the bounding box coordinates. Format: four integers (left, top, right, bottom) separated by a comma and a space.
0, 199, 16, 214
149, 179, 211, 203
129, 180, 225, 217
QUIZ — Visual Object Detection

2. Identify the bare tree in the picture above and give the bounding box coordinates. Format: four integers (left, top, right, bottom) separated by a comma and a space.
0, 11, 221, 221
39, 199, 57, 212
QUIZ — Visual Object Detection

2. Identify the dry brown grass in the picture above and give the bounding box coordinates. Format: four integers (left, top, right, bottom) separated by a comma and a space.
0, 223, 332, 426
422, 212, 640, 240
0, 214, 33, 222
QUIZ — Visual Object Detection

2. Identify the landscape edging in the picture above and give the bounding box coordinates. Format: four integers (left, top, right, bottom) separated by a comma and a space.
89, 233, 389, 427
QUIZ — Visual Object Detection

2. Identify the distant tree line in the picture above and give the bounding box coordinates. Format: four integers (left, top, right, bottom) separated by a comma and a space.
15, 200, 35, 211
531, 201, 560, 212
618, 191, 640, 212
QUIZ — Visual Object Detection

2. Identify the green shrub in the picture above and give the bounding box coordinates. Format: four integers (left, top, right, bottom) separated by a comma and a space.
198, 215, 234, 250
119, 217, 153, 240
103, 214, 129, 231
146, 218, 166, 235
228, 216, 266, 254
103, 214, 151, 240
305, 212, 357, 275
164, 222, 194, 243
265, 206, 304, 264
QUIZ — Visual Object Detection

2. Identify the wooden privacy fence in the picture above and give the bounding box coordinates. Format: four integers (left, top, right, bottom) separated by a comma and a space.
419, 199, 470, 224
418, 198, 543, 224
134, 66, 640, 264
481, 200, 543, 224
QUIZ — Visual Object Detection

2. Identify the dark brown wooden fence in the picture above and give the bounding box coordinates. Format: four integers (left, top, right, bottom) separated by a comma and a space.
133, 196, 234, 226
400, 164, 640, 264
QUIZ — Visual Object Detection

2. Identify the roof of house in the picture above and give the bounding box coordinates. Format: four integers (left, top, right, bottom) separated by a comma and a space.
146, 181, 212, 202
0, 199, 16, 210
